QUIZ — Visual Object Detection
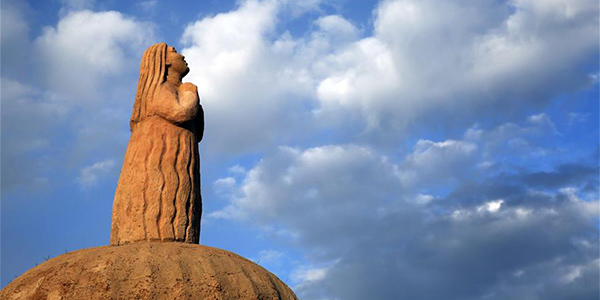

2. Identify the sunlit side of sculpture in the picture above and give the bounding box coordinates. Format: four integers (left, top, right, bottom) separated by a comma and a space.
110, 43, 204, 245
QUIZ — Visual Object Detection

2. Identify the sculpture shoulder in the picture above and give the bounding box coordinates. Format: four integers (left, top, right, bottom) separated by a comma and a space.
154, 83, 185, 103
158, 82, 198, 96
157, 82, 178, 96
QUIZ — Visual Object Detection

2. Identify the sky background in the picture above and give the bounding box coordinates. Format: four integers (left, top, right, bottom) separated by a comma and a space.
1, 0, 598, 299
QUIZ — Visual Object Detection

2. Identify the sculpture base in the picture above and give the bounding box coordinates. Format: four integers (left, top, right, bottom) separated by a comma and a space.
1, 242, 297, 300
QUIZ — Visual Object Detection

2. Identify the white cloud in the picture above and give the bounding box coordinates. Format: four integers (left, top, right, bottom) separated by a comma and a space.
527, 113, 559, 134
213, 177, 237, 195
291, 265, 329, 288
316, 0, 597, 134
34, 10, 153, 98
76, 159, 115, 188
210, 144, 402, 235
228, 165, 247, 174
477, 199, 504, 213
181, 0, 317, 154
258, 249, 284, 263
180, 0, 597, 154
290, 264, 335, 300
312, 15, 360, 47
400, 139, 478, 188
413, 193, 434, 205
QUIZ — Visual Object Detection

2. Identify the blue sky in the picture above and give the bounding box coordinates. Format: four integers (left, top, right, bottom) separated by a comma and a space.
1, 0, 598, 299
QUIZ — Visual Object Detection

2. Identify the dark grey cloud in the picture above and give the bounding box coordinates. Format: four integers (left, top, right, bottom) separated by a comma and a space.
337, 175, 595, 300
318, 168, 597, 300
212, 115, 599, 300
522, 163, 598, 190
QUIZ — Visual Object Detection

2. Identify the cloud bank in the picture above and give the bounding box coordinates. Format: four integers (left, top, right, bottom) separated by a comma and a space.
181, 0, 598, 152
212, 114, 598, 300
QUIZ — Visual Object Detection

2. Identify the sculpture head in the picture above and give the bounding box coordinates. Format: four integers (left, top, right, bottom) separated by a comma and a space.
166, 46, 189, 78
130, 43, 190, 131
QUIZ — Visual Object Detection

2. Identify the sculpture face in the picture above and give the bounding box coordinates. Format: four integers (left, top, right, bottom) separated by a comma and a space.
167, 46, 189, 78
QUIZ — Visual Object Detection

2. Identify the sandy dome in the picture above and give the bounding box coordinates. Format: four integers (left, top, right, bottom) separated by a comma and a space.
1, 242, 298, 300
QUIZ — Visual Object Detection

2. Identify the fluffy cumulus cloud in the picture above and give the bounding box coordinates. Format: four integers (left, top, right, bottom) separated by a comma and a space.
316, 0, 598, 138
34, 9, 153, 98
212, 114, 599, 300
181, 0, 317, 153
1, 3, 154, 191
181, 0, 598, 152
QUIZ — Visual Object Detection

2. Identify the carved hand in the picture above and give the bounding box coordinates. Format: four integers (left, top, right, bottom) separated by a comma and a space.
180, 82, 198, 95
179, 82, 200, 115
150, 83, 199, 124
179, 83, 199, 108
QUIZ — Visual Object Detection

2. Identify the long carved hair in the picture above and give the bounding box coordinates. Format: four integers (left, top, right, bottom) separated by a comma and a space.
130, 42, 168, 131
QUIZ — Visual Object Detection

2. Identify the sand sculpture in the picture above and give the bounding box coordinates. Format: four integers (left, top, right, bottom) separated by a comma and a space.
111, 43, 203, 245
1, 43, 298, 300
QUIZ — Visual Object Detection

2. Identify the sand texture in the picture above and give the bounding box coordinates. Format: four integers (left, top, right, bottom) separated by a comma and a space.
1, 243, 297, 300
111, 43, 204, 245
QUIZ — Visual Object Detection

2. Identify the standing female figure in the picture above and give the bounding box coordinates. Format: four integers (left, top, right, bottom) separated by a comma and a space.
111, 43, 204, 245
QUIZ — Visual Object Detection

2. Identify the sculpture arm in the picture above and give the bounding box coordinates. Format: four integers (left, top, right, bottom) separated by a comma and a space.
151, 83, 199, 124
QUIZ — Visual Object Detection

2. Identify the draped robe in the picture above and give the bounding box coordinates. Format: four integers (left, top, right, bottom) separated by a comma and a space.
111, 83, 203, 245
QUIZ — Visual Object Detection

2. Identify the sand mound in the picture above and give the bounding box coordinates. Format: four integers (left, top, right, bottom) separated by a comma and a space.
1, 242, 297, 300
